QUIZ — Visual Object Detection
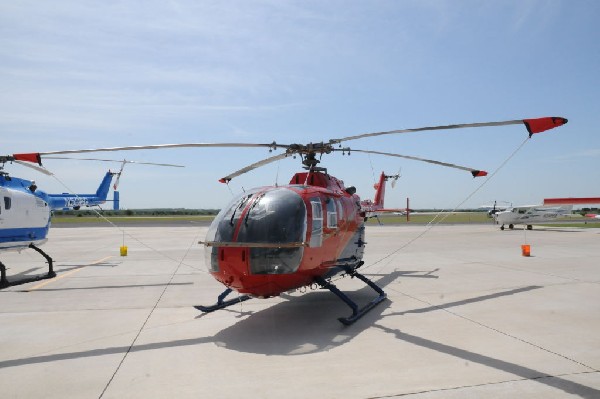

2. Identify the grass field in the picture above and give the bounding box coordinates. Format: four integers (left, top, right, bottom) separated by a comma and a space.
51, 212, 490, 225
365, 212, 491, 224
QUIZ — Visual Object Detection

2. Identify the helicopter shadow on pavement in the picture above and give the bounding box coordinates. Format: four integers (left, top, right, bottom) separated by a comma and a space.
373, 322, 600, 398
370, 284, 600, 398
210, 269, 437, 356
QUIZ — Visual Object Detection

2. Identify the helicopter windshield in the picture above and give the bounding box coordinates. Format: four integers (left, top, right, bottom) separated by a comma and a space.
205, 187, 307, 274
205, 188, 261, 244
239, 188, 307, 274
237, 188, 306, 244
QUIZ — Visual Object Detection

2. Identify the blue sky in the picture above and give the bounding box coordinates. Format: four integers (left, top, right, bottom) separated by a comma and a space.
1, 1, 598, 209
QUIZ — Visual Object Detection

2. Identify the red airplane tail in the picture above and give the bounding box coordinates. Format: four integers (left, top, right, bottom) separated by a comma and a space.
361, 172, 409, 220
372, 172, 388, 209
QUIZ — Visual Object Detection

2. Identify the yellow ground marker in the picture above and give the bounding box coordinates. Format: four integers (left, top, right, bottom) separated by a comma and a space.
27, 256, 114, 291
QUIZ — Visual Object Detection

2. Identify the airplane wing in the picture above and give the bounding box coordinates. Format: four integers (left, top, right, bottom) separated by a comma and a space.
543, 197, 600, 205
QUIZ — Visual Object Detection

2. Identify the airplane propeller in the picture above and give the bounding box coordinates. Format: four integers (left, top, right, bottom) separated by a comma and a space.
8, 116, 567, 183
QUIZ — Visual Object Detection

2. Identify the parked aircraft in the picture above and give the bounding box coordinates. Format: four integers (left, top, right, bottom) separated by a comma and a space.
494, 197, 600, 230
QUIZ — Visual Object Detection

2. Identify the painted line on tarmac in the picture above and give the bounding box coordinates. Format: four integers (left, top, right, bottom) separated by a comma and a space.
27, 256, 114, 291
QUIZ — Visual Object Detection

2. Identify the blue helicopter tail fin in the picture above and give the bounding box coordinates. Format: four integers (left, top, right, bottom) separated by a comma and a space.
47, 171, 116, 210
95, 171, 115, 201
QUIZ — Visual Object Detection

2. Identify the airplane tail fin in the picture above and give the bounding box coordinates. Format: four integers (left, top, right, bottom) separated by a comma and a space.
372, 172, 387, 208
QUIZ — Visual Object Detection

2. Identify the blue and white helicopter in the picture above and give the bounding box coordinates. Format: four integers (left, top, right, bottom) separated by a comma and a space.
0, 155, 182, 288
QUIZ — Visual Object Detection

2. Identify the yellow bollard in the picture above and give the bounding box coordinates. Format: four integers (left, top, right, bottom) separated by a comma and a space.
521, 244, 531, 257
120, 246, 128, 256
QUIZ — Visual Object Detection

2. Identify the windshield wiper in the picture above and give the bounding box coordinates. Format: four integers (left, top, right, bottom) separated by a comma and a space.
230, 195, 251, 226
245, 193, 266, 226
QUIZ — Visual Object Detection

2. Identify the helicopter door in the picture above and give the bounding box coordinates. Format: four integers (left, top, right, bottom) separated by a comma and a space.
309, 198, 323, 247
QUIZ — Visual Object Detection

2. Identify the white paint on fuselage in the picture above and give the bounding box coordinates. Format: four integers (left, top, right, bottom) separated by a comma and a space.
0, 186, 51, 250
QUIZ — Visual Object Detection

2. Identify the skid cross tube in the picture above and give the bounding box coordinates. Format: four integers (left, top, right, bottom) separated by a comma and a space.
195, 287, 251, 313
0, 244, 56, 289
315, 269, 387, 326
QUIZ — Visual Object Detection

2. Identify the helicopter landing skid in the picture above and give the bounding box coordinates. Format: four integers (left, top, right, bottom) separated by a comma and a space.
0, 244, 56, 289
194, 287, 251, 313
315, 269, 387, 326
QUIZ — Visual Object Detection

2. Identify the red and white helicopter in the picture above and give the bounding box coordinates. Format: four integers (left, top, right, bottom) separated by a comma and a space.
7, 116, 567, 324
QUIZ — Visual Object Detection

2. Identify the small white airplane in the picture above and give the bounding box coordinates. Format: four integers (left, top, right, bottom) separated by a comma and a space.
493, 197, 600, 230
493, 205, 574, 230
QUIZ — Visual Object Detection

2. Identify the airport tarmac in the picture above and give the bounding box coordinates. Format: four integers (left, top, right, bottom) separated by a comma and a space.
1, 224, 599, 398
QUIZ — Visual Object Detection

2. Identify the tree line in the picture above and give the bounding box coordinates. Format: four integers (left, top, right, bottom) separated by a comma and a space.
53, 209, 220, 217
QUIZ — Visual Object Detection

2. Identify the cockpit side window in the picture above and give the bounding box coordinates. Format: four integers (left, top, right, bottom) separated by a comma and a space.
310, 198, 323, 247
4, 196, 11, 210
326, 197, 337, 228
335, 199, 343, 219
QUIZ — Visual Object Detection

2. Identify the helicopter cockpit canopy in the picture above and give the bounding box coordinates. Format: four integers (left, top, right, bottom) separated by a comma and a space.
205, 187, 307, 274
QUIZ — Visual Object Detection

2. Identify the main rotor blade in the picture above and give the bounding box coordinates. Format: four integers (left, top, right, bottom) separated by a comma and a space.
36, 142, 289, 156
344, 149, 487, 177
13, 160, 53, 176
330, 117, 568, 144
43, 156, 185, 167
219, 152, 289, 183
